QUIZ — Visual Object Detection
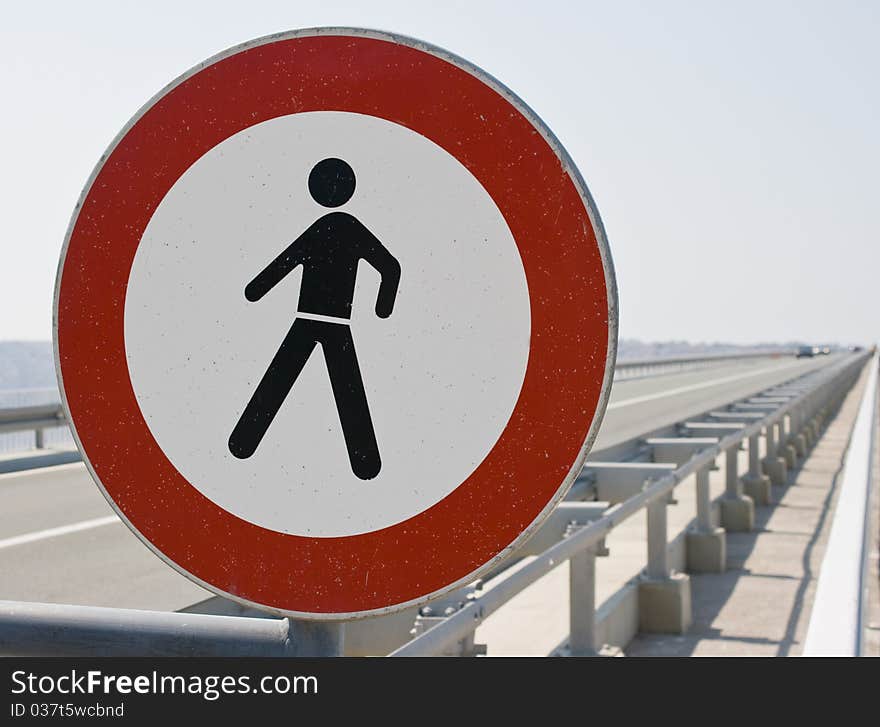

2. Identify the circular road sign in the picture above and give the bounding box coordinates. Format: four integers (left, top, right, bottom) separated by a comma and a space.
54, 28, 618, 619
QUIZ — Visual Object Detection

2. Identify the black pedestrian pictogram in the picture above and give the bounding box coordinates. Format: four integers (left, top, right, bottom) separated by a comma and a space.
228, 158, 401, 480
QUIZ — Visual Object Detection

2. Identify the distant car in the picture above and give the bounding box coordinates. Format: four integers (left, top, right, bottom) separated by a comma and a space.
796, 346, 814, 358
820, 346, 831, 355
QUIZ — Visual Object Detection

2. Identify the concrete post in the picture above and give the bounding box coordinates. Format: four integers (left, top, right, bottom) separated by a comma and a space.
720, 445, 754, 531
809, 397, 823, 439
779, 418, 797, 469
34, 428, 44, 449
646, 499, 668, 580
813, 409, 824, 437
725, 446, 740, 497
802, 393, 816, 447
742, 433, 772, 505
762, 421, 787, 485
640, 498, 692, 634
695, 466, 713, 532
569, 547, 597, 655
687, 464, 726, 573
791, 405, 808, 457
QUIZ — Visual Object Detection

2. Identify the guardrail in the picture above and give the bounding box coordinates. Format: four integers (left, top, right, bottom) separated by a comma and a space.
0, 350, 868, 656
389, 350, 868, 656
0, 351, 796, 454
614, 350, 793, 381
0, 600, 351, 657
802, 352, 878, 656
0, 403, 65, 449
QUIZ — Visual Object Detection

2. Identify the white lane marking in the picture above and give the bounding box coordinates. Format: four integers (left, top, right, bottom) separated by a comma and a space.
0, 515, 119, 550
607, 360, 813, 411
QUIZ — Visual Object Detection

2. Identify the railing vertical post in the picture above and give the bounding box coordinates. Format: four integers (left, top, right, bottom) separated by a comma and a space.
687, 462, 726, 573
791, 403, 808, 457
748, 434, 760, 478
646, 499, 668, 580
742, 433, 772, 505
779, 418, 796, 468
765, 421, 776, 459
809, 390, 823, 442
641, 497, 692, 633
800, 394, 813, 447
763, 420, 787, 485
725, 446, 740, 497
569, 546, 597, 655
721, 444, 754, 531
695, 465, 713, 532
35, 428, 44, 449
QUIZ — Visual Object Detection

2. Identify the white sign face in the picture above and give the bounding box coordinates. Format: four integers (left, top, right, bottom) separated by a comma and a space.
125, 111, 531, 537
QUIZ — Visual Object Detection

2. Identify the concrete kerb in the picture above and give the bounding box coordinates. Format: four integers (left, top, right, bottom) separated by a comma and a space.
763, 455, 788, 485
686, 527, 726, 573
742, 473, 772, 506
782, 442, 798, 469
720, 494, 755, 532
638, 572, 692, 634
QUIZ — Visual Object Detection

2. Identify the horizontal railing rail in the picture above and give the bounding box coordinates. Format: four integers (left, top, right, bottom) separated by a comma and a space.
0, 600, 342, 657
0, 351, 798, 451
0, 403, 64, 426
618, 350, 792, 368
0, 402, 66, 449
0, 350, 867, 657
802, 352, 878, 656
613, 349, 797, 381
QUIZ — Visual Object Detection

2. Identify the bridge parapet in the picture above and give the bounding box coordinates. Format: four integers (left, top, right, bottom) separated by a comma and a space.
0, 351, 870, 656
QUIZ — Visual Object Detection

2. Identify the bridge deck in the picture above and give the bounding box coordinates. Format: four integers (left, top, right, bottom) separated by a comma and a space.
0, 353, 862, 655
628, 365, 872, 655
474, 357, 875, 655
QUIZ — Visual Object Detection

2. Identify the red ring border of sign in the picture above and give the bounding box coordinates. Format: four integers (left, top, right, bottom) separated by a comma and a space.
54, 28, 619, 619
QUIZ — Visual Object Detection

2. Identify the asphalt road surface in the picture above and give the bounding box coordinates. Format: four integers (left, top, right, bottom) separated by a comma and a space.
0, 353, 842, 612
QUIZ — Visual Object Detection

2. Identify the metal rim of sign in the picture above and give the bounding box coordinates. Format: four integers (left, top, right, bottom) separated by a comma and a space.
53, 27, 619, 620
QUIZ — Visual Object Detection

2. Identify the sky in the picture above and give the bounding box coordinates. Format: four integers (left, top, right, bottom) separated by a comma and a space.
0, 0, 877, 345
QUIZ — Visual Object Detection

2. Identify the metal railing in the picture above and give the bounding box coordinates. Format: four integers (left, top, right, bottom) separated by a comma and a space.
0, 388, 70, 453
0, 600, 341, 657
614, 350, 793, 381
389, 351, 867, 655
0, 350, 795, 455
0, 350, 867, 656
802, 352, 878, 656
0, 403, 65, 448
